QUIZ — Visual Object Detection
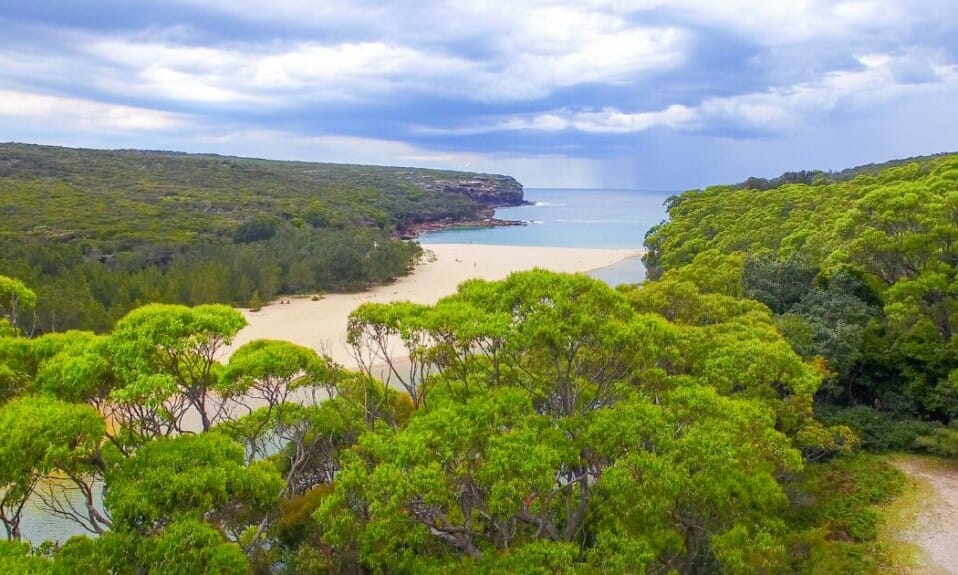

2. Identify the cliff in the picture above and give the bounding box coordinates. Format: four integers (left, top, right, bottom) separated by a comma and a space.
417, 174, 525, 207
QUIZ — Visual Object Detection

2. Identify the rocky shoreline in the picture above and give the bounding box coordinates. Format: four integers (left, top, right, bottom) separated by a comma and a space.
398, 176, 531, 239
396, 206, 528, 240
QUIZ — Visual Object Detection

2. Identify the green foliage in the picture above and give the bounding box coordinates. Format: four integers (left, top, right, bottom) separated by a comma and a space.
743, 253, 819, 314
0, 149, 948, 575
52, 522, 249, 575
645, 153, 958, 439
0, 276, 36, 335
0, 395, 104, 540
816, 405, 940, 452
783, 454, 905, 574
914, 420, 958, 457
322, 270, 816, 573
146, 519, 249, 575
0, 337, 36, 402
222, 339, 330, 394
0, 143, 521, 332
273, 486, 332, 549
0, 541, 51, 574
107, 303, 246, 433
247, 290, 263, 312
233, 216, 280, 244
103, 433, 283, 531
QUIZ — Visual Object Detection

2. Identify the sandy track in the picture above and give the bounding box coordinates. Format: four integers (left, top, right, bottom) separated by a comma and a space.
894, 457, 958, 575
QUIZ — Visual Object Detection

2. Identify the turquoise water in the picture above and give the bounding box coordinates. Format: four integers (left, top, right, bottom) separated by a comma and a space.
420, 188, 673, 284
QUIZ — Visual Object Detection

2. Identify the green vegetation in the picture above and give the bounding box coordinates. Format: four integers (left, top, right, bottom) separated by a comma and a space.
0, 143, 519, 333
0, 269, 905, 573
645, 153, 958, 452
2, 150, 954, 572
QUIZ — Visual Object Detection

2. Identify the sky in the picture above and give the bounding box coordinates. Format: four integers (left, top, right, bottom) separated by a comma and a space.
1, 0, 957, 189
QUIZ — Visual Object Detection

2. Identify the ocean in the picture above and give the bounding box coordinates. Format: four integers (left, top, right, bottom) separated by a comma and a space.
419, 188, 674, 285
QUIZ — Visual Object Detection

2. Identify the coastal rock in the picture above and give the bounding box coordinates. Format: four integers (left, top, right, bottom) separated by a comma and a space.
419, 174, 526, 207
397, 210, 527, 240
396, 173, 528, 239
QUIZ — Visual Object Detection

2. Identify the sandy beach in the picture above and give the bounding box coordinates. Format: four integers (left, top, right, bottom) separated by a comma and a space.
224, 243, 643, 366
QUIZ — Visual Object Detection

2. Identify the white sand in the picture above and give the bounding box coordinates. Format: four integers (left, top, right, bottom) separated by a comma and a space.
224, 243, 643, 366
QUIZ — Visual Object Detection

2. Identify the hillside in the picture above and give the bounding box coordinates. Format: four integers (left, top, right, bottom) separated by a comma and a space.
643, 152, 958, 452
0, 143, 524, 332
733, 151, 956, 190
2, 152, 946, 573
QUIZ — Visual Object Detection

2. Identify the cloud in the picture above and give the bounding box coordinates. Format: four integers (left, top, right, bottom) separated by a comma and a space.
443, 49, 956, 138
0, 0, 957, 187
69, 13, 684, 105
82, 38, 441, 106
0, 89, 185, 131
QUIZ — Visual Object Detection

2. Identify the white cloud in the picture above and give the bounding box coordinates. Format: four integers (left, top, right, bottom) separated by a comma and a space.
1, 0, 956, 188
66, 16, 683, 106
583, 0, 913, 44
449, 49, 957, 136
10, 0, 949, 116
695, 51, 956, 131
482, 104, 697, 134
79, 1, 686, 105
0, 89, 185, 131
171, 0, 932, 48
471, 23, 684, 100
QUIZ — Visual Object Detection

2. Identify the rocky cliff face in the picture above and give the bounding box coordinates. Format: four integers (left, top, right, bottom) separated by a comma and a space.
419, 174, 525, 207
395, 174, 527, 239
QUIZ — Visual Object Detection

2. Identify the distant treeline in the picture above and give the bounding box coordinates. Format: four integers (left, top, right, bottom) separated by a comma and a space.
0, 144, 518, 332
735, 151, 956, 190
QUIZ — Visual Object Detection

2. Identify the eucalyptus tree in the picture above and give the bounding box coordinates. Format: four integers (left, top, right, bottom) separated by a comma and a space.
0, 396, 104, 540
0, 276, 36, 336
317, 270, 810, 573
106, 303, 246, 435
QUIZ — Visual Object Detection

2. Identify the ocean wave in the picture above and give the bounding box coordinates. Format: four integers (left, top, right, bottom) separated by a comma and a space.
532, 201, 566, 207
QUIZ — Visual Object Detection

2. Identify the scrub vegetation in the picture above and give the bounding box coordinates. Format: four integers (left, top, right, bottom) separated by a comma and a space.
2, 151, 957, 573
0, 143, 514, 333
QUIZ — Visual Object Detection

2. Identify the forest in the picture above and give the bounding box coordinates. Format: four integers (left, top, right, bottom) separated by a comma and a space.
0, 143, 519, 333
1, 152, 956, 573
643, 152, 958, 455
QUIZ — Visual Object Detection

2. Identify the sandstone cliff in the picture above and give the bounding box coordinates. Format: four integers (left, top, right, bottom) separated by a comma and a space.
417, 174, 525, 207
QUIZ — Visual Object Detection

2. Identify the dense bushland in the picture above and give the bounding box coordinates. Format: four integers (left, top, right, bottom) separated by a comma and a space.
0, 143, 514, 332
0, 270, 902, 573
644, 153, 958, 455
5, 150, 951, 572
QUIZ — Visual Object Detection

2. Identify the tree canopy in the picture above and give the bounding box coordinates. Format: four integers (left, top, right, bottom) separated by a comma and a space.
4, 150, 949, 571
644, 153, 958, 452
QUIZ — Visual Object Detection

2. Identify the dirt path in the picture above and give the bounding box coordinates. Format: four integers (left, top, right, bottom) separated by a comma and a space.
893, 457, 958, 574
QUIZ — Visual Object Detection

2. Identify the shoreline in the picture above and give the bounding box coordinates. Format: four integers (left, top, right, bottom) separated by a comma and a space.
224, 243, 644, 366
396, 204, 529, 239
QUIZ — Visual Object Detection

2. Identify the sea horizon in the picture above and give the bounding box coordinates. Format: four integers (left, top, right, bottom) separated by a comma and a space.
419, 187, 674, 285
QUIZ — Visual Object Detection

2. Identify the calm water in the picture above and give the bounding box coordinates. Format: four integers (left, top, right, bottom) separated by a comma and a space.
21, 479, 102, 544
420, 188, 673, 284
